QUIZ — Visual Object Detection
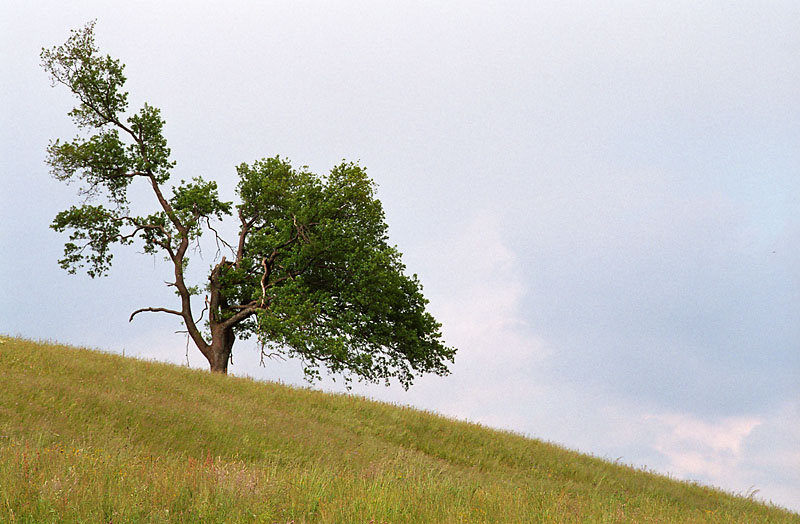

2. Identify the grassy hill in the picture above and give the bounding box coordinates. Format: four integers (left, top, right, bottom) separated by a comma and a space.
0, 337, 796, 523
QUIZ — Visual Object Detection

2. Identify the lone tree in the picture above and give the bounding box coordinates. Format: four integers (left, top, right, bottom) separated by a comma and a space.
42, 22, 455, 386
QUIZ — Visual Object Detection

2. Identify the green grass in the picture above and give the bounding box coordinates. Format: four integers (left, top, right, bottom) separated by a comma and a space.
0, 336, 796, 523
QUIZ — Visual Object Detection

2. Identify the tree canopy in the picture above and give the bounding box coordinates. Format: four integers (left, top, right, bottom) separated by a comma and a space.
42, 21, 455, 386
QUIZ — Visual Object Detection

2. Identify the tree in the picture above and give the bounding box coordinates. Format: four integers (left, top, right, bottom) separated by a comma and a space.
42, 22, 455, 386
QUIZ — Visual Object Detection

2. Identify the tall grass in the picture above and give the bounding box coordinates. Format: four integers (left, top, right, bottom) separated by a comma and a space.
0, 336, 796, 523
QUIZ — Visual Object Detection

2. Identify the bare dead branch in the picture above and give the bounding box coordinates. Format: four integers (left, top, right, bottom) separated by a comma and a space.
229, 301, 259, 310
259, 345, 286, 367
129, 306, 183, 322
235, 209, 254, 267
205, 216, 235, 261
292, 214, 311, 243
260, 257, 269, 307
195, 295, 209, 325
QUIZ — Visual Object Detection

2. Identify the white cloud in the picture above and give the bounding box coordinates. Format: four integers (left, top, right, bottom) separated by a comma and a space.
647, 413, 763, 479
431, 210, 551, 360
588, 404, 800, 512
736, 400, 800, 510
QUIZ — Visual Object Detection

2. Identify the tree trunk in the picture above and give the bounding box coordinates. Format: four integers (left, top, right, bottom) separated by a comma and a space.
207, 325, 235, 373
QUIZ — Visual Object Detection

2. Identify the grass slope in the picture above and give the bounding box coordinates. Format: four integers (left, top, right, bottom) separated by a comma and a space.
0, 337, 796, 523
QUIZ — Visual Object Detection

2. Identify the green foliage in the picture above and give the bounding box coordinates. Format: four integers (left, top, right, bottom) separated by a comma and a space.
46, 130, 133, 204
127, 103, 174, 183
1, 338, 797, 523
40, 20, 128, 128
172, 177, 232, 221
51, 204, 129, 277
232, 157, 454, 387
43, 22, 454, 385
42, 21, 175, 197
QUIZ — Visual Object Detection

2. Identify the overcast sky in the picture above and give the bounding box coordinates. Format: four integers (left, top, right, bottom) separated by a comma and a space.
2, 0, 798, 512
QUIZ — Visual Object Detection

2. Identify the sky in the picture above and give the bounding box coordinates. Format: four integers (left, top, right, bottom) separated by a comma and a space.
2, 0, 798, 512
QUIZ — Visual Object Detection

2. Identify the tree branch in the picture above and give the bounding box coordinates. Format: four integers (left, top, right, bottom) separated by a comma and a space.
205, 216, 235, 260
228, 301, 260, 310
148, 174, 185, 234
220, 305, 258, 330
129, 306, 182, 322
263, 249, 326, 291
260, 257, 269, 306
235, 209, 253, 268
107, 170, 148, 180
